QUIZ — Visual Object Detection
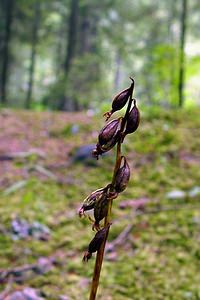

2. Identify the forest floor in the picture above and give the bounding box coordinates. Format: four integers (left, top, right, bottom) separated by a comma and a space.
0, 107, 200, 300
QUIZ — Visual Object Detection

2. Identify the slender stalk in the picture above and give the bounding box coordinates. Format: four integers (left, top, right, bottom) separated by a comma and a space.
89, 80, 134, 300
89, 142, 120, 300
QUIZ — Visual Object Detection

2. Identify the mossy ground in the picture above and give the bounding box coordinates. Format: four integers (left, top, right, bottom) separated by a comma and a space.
0, 107, 200, 299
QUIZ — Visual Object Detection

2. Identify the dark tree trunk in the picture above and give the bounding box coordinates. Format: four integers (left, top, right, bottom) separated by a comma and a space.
25, 2, 41, 109
1, 0, 14, 104
178, 0, 188, 108
58, 0, 79, 110
55, 21, 65, 75
63, 0, 79, 73
77, 4, 90, 55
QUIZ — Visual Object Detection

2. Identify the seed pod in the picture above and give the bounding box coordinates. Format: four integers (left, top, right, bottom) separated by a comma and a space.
104, 78, 134, 121
122, 99, 140, 141
98, 118, 121, 146
92, 130, 120, 160
101, 130, 120, 151
83, 225, 110, 262
79, 186, 108, 217
93, 190, 109, 230
114, 156, 130, 193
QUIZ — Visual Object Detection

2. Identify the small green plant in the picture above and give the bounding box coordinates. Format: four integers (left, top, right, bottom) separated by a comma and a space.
79, 77, 140, 300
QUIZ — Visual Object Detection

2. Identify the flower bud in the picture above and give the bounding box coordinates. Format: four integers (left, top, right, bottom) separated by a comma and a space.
83, 225, 110, 262
98, 118, 121, 146
79, 187, 107, 217
92, 130, 120, 160
104, 78, 134, 121
93, 190, 109, 230
101, 130, 120, 151
114, 156, 130, 193
123, 100, 140, 139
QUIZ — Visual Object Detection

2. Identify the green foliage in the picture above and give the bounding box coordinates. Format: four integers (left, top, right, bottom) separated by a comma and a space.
1, 0, 199, 109
148, 44, 179, 106
187, 55, 200, 77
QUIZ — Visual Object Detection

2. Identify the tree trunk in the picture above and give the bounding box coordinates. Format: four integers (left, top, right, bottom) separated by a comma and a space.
55, 21, 65, 75
63, 0, 79, 73
77, 4, 90, 55
77, 4, 100, 103
178, 0, 188, 108
25, 2, 41, 109
1, 0, 14, 104
58, 0, 79, 110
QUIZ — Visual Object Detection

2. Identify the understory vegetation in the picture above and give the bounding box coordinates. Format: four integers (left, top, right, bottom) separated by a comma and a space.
0, 107, 200, 300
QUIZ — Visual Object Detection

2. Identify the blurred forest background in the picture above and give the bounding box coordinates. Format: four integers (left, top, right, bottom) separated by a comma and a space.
0, 0, 200, 110
1, 1, 200, 300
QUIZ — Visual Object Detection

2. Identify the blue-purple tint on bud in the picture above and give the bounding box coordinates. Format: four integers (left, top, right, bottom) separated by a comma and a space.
98, 118, 121, 146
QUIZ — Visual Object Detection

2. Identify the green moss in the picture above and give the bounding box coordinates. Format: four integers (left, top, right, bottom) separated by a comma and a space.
0, 108, 200, 299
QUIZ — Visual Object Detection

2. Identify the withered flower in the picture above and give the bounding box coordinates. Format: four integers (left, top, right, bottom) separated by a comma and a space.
79, 186, 109, 217
104, 78, 134, 121
114, 156, 130, 193
83, 225, 110, 262
93, 189, 110, 231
